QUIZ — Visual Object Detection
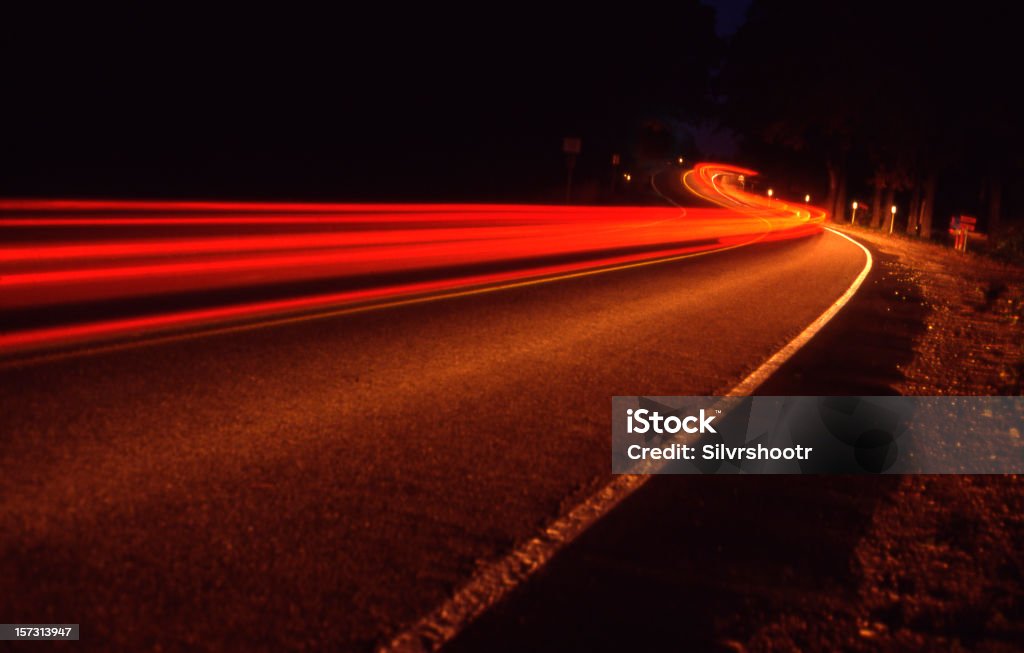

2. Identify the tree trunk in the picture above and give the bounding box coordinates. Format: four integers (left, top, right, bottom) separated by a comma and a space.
919, 174, 936, 239
988, 175, 1002, 233
906, 184, 921, 235
833, 170, 848, 224
826, 161, 838, 221
871, 184, 884, 228
884, 188, 896, 234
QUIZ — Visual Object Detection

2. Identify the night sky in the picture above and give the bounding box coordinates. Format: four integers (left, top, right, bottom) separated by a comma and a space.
8, 3, 1014, 224
3, 4, 725, 201
704, 0, 751, 36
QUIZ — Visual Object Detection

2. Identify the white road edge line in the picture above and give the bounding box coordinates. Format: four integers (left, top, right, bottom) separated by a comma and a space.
726, 227, 873, 396
379, 227, 873, 653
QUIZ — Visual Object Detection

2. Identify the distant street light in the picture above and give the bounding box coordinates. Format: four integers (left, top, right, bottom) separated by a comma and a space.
889, 204, 897, 234
623, 173, 632, 182
804, 194, 811, 203
677, 156, 685, 165
767, 188, 773, 206
851, 200, 858, 225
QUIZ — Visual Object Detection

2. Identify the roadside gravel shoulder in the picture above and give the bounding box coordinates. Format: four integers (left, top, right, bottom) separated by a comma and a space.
748, 225, 1024, 652
833, 225, 1023, 396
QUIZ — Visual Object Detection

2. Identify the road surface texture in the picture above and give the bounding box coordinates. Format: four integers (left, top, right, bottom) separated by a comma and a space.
445, 236, 1024, 651
446, 235, 920, 652
0, 230, 866, 650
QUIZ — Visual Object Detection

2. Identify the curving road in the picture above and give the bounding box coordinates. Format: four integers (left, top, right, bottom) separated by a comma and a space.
0, 221, 868, 650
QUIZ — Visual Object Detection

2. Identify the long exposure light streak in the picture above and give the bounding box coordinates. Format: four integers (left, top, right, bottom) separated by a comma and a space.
0, 163, 826, 355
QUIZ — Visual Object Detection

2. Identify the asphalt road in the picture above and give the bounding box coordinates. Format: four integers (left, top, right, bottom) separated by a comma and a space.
444, 234, 926, 652
0, 229, 867, 651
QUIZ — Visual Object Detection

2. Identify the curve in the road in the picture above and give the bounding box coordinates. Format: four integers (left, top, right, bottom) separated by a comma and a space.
380, 227, 872, 652
2, 229, 870, 651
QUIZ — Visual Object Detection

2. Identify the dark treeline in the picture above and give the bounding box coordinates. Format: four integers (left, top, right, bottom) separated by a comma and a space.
721, 1, 1021, 246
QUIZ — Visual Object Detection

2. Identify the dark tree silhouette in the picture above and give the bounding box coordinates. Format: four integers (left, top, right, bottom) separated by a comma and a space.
721, 1, 1020, 245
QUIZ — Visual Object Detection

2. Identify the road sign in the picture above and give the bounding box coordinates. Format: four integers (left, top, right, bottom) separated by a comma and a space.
950, 215, 976, 233
949, 215, 977, 252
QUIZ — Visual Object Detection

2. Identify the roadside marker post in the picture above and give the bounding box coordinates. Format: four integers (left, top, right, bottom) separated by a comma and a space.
949, 215, 976, 253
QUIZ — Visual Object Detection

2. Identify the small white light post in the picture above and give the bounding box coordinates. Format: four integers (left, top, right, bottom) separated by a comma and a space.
889, 205, 897, 234
851, 200, 858, 225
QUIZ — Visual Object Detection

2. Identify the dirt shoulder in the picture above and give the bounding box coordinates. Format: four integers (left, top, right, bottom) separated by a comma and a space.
745, 225, 1024, 652
833, 225, 1024, 396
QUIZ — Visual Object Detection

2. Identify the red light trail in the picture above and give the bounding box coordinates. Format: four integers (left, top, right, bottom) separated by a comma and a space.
0, 163, 826, 355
